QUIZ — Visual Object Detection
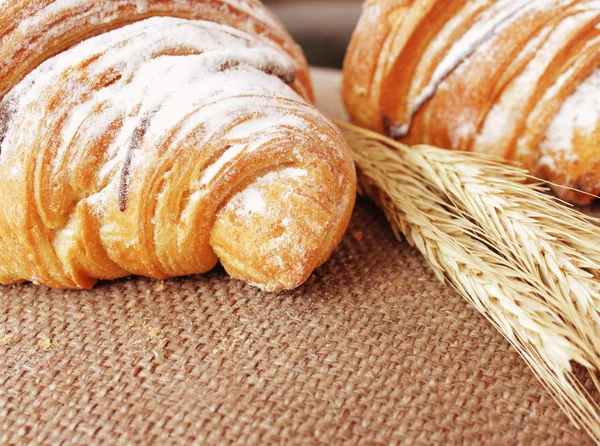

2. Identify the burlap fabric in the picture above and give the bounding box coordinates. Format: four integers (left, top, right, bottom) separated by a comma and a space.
1, 69, 598, 445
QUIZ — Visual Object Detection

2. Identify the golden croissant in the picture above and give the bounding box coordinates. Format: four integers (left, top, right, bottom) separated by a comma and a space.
0, 0, 356, 291
343, 0, 600, 204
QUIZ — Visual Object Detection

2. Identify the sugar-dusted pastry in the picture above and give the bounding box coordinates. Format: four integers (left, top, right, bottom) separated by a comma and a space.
343, 0, 600, 204
0, 1, 356, 292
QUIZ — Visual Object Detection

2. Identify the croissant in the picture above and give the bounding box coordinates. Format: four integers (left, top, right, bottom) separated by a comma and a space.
0, 1, 356, 292
343, 0, 600, 205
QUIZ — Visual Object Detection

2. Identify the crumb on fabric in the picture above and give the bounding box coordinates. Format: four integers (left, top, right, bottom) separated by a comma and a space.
0, 334, 13, 345
154, 281, 166, 293
38, 337, 56, 349
147, 327, 160, 339
352, 231, 364, 242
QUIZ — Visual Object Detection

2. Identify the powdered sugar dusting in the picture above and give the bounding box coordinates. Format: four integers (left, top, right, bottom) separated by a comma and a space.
251, 167, 308, 185
411, 0, 489, 95
229, 167, 308, 217
476, 9, 596, 156
0, 15, 346, 232
223, 165, 319, 280
539, 67, 600, 170
200, 143, 247, 186
450, 119, 477, 151
0, 0, 304, 111
234, 187, 267, 216
404, 0, 543, 134
10, 0, 278, 48
279, 167, 307, 179
225, 114, 307, 140
419, 0, 531, 102
560, 69, 600, 135
1, 17, 301, 186
135, 0, 149, 12
0, 2, 355, 289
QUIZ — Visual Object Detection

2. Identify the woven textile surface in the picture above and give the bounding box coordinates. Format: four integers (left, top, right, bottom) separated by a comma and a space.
1, 69, 599, 445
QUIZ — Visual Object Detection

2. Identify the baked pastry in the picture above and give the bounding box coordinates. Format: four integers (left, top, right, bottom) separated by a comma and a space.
0, 1, 356, 292
343, 0, 600, 204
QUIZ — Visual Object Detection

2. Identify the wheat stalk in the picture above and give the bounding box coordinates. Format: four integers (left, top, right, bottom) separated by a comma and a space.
335, 120, 600, 442
407, 147, 600, 367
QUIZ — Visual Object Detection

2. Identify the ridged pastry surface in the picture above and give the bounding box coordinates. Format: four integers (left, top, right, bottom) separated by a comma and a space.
0, 2, 356, 291
0, 0, 313, 101
343, 0, 600, 204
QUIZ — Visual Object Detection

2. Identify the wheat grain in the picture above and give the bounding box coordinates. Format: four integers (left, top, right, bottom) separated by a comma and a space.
336, 120, 600, 442
408, 146, 600, 365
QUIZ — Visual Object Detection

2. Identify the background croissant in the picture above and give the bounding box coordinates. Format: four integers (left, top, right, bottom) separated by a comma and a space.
0, 0, 356, 292
343, 0, 600, 205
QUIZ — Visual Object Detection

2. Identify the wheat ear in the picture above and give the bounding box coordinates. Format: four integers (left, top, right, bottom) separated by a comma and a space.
335, 120, 600, 442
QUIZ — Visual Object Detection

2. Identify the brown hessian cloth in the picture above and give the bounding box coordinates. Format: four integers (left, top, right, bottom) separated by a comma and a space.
1, 69, 599, 445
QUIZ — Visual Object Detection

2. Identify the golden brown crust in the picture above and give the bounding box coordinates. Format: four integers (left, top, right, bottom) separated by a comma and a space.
343, 0, 600, 204
0, 0, 313, 103
343, 0, 411, 133
0, 2, 356, 291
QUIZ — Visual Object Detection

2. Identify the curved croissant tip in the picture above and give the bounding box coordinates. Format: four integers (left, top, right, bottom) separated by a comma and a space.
211, 240, 317, 293
210, 164, 355, 292
231, 262, 314, 293
381, 113, 408, 140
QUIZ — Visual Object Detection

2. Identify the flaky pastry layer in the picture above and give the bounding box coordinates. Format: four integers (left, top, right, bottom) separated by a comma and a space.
343, 0, 600, 204
0, 2, 356, 291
